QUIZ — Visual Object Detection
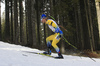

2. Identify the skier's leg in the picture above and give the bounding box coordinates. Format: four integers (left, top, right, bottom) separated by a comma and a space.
52, 34, 63, 58
43, 34, 56, 55
52, 37, 61, 53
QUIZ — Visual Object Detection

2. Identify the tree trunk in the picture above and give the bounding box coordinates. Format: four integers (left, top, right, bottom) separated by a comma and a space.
95, 0, 100, 49
0, 0, 1, 40
27, 0, 33, 47
31, 0, 36, 47
78, 1, 84, 50
88, 0, 95, 51
19, 0, 24, 44
84, 0, 93, 51
25, 0, 28, 45
14, 0, 18, 44
10, 0, 13, 43
60, 16, 65, 53
44, 23, 46, 48
74, 4, 80, 49
43, 0, 46, 48
5, 0, 10, 42
36, 0, 41, 48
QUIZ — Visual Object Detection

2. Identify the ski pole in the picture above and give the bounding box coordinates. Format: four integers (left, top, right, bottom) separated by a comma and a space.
62, 36, 77, 49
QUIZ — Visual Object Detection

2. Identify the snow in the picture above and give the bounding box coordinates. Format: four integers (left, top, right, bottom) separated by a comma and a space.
0, 41, 100, 66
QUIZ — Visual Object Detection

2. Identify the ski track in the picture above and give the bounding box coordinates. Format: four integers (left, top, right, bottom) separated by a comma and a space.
0, 41, 100, 66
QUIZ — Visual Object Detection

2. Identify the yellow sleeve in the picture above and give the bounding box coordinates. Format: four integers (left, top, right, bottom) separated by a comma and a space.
46, 20, 57, 28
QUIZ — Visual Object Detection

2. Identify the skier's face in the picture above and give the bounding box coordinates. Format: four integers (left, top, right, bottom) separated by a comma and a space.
41, 18, 46, 23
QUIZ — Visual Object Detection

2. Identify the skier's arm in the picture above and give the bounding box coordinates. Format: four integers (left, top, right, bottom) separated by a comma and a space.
46, 20, 59, 33
46, 20, 57, 27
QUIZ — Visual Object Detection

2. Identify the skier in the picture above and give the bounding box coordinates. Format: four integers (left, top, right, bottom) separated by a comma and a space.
41, 14, 63, 58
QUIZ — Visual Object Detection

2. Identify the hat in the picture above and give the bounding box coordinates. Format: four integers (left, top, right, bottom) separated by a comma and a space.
41, 14, 46, 21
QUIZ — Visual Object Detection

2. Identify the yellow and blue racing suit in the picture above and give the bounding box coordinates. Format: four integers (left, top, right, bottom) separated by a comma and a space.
46, 19, 63, 53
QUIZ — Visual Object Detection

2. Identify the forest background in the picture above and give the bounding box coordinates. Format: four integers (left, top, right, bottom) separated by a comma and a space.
0, 0, 100, 57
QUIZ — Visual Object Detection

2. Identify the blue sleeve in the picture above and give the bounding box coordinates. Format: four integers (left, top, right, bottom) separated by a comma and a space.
54, 28, 60, 33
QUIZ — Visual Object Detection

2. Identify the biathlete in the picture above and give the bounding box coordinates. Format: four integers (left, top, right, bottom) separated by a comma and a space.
41, 14, 63, 58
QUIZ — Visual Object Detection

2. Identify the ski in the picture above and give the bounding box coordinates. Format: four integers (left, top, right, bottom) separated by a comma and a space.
23, 51, 55, 58
23, 51, 64, 59
32, 52, 55, 58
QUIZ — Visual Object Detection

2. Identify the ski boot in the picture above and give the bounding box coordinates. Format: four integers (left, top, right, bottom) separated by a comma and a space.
55, 52, 64, 59
43, 48, 51, 55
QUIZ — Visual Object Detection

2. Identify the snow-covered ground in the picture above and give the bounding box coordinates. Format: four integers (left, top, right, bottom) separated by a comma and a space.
0, 41, 100, 66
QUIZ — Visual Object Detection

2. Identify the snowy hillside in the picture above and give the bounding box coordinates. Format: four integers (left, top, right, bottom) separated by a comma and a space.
0, 41, 100, 66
